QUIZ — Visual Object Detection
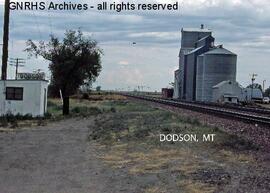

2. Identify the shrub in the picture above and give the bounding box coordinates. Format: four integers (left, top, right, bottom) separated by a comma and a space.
71, 106, 102, 116
133, 128, 151, 139
0, 116, 8, 127
110, 107, 116, 113
48, 84, 60, 98
44, 112, 52, 118
47, 101, 62, 111
0, 112, 52, 124
47, 100, 58, 108
82, 93, 89, 99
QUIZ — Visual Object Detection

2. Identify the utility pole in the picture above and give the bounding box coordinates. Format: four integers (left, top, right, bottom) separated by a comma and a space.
263, 80, 266, 92
9, 58, 25, 80
250, 73, 258, 100
1, 0, 10, 80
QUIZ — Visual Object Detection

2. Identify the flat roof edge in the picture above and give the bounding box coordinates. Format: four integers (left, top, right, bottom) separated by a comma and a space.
182, 28, 212, 33
0, 80, 49, 82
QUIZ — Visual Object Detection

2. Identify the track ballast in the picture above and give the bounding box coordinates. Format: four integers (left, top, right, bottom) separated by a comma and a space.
123, 93, 270, 126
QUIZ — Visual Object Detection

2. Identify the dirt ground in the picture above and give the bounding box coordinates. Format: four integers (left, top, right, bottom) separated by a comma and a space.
0, 118, 143, 193
0, 99, 270, 193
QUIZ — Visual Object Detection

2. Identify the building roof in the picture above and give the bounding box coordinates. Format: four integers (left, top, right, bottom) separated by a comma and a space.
223, 94, 238, 98
202, 47, 236, 56
213, 80, 231, 88
0, 79, 49, 82
213, 80, 243, 89
181, 28, 212, 33
196, 35, 214, 43
186, 46, 204, 55
179, 48, 194, 57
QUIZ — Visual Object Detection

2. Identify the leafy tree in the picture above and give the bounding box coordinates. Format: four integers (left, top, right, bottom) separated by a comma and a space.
264, 87, 270, 97
48, 84, 60, 98
96, 86, 101, 92
247, 83, 262, 91
25, 30, 102, 115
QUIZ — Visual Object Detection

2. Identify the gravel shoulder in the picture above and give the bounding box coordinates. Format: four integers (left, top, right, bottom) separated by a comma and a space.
0, 118, 138, 193
133, 98, 270, 152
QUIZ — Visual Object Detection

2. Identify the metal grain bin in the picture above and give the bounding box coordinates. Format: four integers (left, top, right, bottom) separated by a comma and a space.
196, 55, 204, 101
200, 47, 237, 102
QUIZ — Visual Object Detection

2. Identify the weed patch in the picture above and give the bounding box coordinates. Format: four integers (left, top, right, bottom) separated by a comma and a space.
71, 106, 102, 116
89, 99, 261, 193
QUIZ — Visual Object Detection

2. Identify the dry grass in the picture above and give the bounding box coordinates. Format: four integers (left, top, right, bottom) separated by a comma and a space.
177, 180, 216, 193
99, 144, 205, 175
0, 93, 124, 131
87, 94, 126, 101
90, 99, 262, 193
98, 143, 232, 192
144, 186, 167, 193
218, 149, 254, 164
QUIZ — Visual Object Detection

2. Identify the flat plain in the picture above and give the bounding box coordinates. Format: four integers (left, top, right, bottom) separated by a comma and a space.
0, 94, 269, 193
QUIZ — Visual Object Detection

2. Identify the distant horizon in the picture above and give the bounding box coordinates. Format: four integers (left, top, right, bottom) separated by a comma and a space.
0, 0, 270, 91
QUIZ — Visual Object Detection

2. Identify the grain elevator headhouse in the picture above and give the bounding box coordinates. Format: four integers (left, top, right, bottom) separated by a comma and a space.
173, 25, 237, 102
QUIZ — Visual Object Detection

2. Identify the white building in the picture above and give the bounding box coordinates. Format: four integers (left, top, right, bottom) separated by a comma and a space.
243, 87, 263, 101
0, 80, 48, 117
212, 80, 245, 103
212, 80, 263, 103
173, 69, 180, 99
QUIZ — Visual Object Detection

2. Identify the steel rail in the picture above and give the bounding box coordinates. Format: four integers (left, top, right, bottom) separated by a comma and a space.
123, 93, 270, 126
172, 99, 270, 116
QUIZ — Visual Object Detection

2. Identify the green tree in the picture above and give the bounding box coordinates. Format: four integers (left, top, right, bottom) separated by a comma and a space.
247, 83, 262, 91
96, 86, 101, 92
264, 87, 270, 97
25, 30, 102, 115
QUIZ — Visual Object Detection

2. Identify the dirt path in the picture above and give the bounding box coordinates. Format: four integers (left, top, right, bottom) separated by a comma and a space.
0, 118, 138, 193
1, 106, 269, 193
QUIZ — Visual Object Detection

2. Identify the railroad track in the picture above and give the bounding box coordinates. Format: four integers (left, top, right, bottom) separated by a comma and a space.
172, 99, 270, 116
122, 93, 270, 126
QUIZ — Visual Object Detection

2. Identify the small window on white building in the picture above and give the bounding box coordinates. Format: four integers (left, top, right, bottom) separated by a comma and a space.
6, 87, 24, 100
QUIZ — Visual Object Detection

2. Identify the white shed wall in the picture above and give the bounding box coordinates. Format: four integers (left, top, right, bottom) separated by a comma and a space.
212, 81, 244, 102
212, 81, 263, 103
0, 80, 48, 117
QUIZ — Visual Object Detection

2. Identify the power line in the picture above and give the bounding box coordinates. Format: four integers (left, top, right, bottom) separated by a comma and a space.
9, 58, 26, 79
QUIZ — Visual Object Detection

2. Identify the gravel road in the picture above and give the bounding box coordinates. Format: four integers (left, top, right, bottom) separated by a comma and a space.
0, 118, 139, 193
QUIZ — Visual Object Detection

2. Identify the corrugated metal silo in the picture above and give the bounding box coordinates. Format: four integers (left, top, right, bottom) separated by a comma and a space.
200, 47, 237, 102
178, 26, 212, 99
196, 55, 204, 101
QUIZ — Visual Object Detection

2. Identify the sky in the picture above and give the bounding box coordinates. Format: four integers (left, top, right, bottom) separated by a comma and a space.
0, 0, 270, 91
